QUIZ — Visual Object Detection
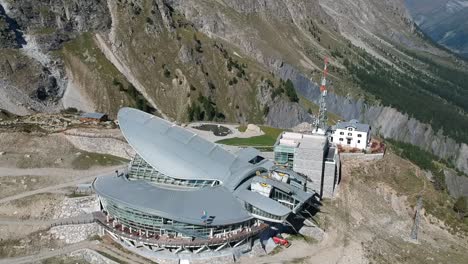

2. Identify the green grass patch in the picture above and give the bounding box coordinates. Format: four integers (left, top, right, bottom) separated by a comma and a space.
216, 126, 283, 147
67, 192, 91, 198
72, 152, 128, 170
88, 234, 102, 241
32, 27, 56, 35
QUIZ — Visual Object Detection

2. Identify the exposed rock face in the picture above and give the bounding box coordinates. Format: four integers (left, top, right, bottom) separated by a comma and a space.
4, 0, 110, 37
0, 0, 112, 114
444, 169, 468, 198
0, 49, 62, 113
280, 62, 468, 173
0, 4, 24, 48
266, 100, 314, 129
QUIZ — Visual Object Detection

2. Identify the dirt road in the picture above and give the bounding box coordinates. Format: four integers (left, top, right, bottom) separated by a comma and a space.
0, 166, 125, 204
0, 213, 94, 226
0, 166, 124, 178
0, 240, 98, 264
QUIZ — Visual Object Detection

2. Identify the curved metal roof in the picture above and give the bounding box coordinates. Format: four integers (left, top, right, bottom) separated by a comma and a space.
94, 175, 252, 226
102, 108, 314, 226
118, 107, 259, 184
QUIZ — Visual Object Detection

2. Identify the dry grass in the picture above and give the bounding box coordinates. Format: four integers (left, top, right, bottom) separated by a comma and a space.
341, 153, 468, 264
0, 193, 64, 220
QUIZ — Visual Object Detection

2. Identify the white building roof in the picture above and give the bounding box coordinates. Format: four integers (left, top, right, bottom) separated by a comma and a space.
334, 119, 370, 133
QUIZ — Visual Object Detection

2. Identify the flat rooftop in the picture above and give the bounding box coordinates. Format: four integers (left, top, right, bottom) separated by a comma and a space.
276, 132, 327, 150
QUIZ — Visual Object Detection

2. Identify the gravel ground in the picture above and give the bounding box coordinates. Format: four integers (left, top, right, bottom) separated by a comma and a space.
186, 123, 264, 143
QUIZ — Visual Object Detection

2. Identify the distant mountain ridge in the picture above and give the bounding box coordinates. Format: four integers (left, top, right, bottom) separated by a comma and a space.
406, 0, 468, 58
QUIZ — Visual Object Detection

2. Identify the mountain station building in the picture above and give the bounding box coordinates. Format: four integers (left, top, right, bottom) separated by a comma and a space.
92, 108, 316, 257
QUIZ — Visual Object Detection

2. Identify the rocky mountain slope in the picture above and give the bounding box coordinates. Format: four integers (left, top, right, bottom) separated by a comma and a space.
0, 0, 467, 174
405, 0, 468, 58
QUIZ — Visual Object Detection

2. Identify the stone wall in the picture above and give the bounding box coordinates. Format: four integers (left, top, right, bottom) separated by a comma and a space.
49, 223, 99, 244
64, 129, 135, 159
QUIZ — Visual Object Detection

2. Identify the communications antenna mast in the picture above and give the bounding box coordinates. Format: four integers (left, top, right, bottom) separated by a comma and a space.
314, 57, 329, 133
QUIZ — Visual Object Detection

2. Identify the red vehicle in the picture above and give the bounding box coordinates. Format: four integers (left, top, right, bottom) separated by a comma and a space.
273, 236, 291, 247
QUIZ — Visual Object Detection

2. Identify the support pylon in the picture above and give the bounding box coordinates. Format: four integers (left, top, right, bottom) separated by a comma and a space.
314, 57, 329, 133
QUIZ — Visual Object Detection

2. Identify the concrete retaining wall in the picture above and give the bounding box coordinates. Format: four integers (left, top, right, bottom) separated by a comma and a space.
340, 152, 384, 161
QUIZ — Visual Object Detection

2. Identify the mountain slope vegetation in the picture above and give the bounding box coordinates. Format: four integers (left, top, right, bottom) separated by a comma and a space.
0, 0, 468, 173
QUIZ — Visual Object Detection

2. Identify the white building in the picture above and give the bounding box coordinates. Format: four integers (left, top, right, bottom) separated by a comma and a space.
330, 119, 371, 150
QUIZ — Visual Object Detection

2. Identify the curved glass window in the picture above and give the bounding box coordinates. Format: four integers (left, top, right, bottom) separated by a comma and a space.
128, 155, 220, 188
244, 203, 284, 221
101, 197, 253, 238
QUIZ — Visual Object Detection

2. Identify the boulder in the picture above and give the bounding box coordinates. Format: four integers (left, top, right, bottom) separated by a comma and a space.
264, 238, 279, 254
298, 225, 325, 241
246, 124, 261, 133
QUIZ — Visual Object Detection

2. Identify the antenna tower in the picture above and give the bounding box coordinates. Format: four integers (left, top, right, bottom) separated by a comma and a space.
314, 57, 329, 132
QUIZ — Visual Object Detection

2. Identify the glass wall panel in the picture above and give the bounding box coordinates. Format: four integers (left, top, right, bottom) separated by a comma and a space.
101, 197, 253, 239
128, 155, 220, 188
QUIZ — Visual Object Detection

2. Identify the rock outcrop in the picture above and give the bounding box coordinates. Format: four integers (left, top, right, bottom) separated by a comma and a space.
285, 65, 468, 173
0, 4, 24, 48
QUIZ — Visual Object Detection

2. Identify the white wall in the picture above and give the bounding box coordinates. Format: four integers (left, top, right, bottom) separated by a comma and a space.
330, 128, 368, 150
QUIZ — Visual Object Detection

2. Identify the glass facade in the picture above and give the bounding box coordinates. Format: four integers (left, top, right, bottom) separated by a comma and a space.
128, 155, 220, 188
244, 203, 284, 221
274, 145, 295, 167
271, 188, 299, 210
101, 197, 254, 239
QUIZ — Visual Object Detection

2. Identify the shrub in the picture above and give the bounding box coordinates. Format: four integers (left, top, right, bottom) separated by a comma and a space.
61, 107, 79, 114
454, 197, 467, 218
163, 68, 171, 78
284, 79, 299, 102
